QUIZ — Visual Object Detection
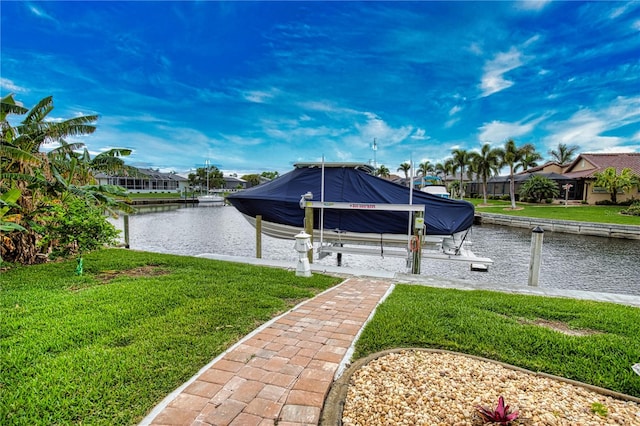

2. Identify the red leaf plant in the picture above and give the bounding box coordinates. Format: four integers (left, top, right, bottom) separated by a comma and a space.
475, 396, 519, 425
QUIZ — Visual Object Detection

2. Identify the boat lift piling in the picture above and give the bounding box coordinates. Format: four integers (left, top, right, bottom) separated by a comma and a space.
255, 215, 262, 259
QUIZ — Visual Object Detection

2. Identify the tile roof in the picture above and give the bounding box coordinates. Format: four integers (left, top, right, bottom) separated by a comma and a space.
565, 153, 640, 178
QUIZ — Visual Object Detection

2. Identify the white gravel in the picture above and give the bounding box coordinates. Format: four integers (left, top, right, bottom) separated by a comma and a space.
342, 350, 640, 426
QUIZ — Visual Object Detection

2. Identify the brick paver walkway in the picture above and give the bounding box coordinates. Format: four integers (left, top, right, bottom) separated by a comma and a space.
143, 278, 393, 426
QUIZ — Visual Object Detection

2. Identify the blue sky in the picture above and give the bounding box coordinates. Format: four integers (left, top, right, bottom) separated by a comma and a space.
2, 1, 639, 177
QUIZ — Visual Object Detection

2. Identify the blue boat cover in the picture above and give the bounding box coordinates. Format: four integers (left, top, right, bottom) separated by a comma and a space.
227, 165, 474, 235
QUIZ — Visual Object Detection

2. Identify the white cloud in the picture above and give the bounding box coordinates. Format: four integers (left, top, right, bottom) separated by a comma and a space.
411, 128, 430, 140
242, 89, 277, 104
354, 113, 413, 148
0, 78, 27, 94
27, 3, 56, 21
542, 96, 640, 152
479, 47, 523, 97
478, 116, 543, 143
517, 0, 552, 12
445, 118, 460, 129
449, 105, 462, 116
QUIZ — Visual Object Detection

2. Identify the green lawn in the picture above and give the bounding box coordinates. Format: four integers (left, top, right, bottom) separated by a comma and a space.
354, 285, 640, 397
0, 249, 340, 425
468, 198, 640, 226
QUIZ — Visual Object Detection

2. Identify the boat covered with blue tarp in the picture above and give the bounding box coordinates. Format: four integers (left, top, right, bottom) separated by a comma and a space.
227, 163, 474, 237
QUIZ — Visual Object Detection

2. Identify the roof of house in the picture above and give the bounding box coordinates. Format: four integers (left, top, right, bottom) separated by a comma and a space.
563, 153, 640, 178
223, 176, 246, 183
94, 168, 187, 181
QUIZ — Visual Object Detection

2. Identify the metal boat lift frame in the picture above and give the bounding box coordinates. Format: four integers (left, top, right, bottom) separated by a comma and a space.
300, 199, 493, 271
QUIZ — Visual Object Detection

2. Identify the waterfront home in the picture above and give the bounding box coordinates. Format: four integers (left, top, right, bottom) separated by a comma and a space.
467, 152, 640, 204
94, 168, 189, 194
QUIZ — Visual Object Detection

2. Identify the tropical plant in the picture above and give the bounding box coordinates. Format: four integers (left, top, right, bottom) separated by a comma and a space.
469, 143, 501, 204
549, 143, 579, 164
261, 171, 279, 180
520, 151, 543, 171
33, 196, 120, 259
497, 139, 537, 209
397, 162, 411, 180
451, 148, 470, 199
376, 165, 390, 178
434, 162, 448, 178
519, 175, 560, 203
593, 167, 639, 204
188, 165, 224, 191
448, 180, 460, 198
476, 396, 519, 425
241, 174, 261, 186
1, 94, 130, 264
621, 201, 640, 216
417, 161, 434, 176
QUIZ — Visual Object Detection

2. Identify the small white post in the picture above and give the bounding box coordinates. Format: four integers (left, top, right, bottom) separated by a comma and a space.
294, 231, 312, 277
528, 226, 544, 286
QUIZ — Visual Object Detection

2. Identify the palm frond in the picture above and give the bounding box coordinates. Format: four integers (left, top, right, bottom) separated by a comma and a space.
1, 94, 29, 120
23, 96, 54, 124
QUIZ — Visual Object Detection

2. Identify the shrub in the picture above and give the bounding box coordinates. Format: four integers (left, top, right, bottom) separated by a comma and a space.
621, 201, 640, 216
519, 175, 560, 203
34, 196, 120, 259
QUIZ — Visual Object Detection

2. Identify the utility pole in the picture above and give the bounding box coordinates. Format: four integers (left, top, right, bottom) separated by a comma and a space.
372, 138, 377, 169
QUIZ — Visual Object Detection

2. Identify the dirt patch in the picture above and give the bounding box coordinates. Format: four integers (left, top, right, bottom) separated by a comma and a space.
503, 207, 525, 211
522, 318, 602, 336
96, 265, 170, 284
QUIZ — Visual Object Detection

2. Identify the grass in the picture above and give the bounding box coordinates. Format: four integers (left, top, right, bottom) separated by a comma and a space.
0, 249, 341, 425
468, 198, 640, 226
353, 285, 640, 397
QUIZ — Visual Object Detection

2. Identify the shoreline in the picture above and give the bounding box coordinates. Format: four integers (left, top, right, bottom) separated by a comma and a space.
475, 212, 640, 240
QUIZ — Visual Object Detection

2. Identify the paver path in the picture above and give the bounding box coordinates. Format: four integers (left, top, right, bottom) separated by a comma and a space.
143, 278, 394, 426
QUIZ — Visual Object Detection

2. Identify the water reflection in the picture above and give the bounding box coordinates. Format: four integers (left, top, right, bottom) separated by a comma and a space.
110, 204, 640, 296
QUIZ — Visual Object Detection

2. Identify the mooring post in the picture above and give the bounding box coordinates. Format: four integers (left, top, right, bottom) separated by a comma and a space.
123, 215, 130, 249
528, 226, 544, 286
256, 215, 262, 259
411, 213, 424, 274
304, 206, 314, 264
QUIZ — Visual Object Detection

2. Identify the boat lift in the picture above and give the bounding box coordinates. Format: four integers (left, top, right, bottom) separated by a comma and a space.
299, 198, 493, 274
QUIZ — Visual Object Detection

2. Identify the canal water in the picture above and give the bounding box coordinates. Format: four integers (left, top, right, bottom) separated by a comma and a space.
110, 204, 640, 296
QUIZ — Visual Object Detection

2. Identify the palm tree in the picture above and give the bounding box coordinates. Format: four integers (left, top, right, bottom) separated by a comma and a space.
376, 165, 390, 178
451, 148, 470, 199
417, 161, 433, 176
497, 139, 536, 209
397, 162, 411, 180
593, 167, 639, 204
469, 143, 501, 204
549, 143, 579, 164
520, 151, 543, 171
416, 161, 434, 187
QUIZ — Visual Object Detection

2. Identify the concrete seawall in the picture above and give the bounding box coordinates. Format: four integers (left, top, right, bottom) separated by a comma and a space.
475, 213, 640, 240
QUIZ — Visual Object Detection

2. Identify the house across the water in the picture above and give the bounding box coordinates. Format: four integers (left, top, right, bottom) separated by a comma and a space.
466, 153, 640, 204
94, 168, 189, 194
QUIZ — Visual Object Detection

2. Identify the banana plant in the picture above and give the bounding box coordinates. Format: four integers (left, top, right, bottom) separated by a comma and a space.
0, 188, 26, 232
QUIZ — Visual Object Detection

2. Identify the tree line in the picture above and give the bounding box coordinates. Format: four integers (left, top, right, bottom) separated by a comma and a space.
375, 140, 638, 207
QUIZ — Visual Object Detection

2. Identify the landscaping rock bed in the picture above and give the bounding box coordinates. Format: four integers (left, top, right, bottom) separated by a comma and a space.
322, 349, 640, 425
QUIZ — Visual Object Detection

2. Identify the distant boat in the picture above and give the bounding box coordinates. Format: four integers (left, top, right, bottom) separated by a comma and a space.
197, 194, 224, 204
421, 184, 450, 198
227, 163, 481, 259
198, 159, 224, 204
